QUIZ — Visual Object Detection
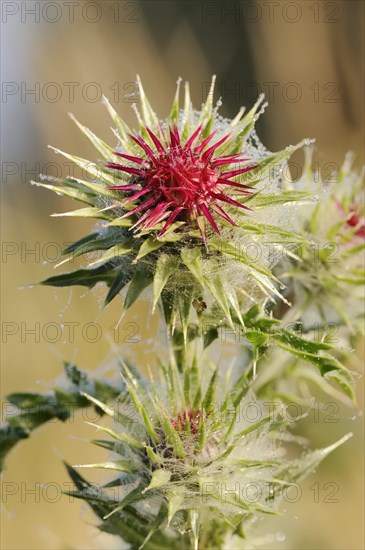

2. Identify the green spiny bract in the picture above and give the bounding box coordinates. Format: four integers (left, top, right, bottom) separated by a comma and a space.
35, 76, 311, 330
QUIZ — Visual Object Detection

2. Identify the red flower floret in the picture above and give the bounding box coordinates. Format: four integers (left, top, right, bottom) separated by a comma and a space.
106, 125, 256, 237
336, 200, 365, 240
170, 409, 202, 435
346, 210, 365, 239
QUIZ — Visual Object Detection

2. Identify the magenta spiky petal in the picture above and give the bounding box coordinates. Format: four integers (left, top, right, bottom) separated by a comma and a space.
106, 125, 256, 237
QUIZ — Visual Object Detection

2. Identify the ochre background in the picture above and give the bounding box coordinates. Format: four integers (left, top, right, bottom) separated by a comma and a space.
1, 1, 364, 548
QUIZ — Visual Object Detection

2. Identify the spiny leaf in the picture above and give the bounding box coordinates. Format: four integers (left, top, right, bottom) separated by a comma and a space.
103, 482, 149, 520
153, 254, 179, 311
48, 147, 117, 187
177, 284, 195, 345
69, 113, 115, 160
51, 206, 111, 220
160, 289, 175, 327
31, 179, 95, 205
239, 140, 309, 184
134, 236, 165, 262
167, 491, 185, 525
236, 220, 306, 242
198, 75, 216, 130
181, 81, 192, 140
108, 216, 134, 227
145, 445, 164, 465
223, 277, 244, 326
180, 247, 205, 285
121, 365, 159, 444
85, 421, 144, 449
203, 325, 219, 348
271, 330, 355, 400
274, 433, 353, 485
202, 367, 218, 412
160, 415, 186, 458
249, 191, 312, 209
124, 268, 154, 310
210, 238, 281, 282
251, 270, 289, 305
0, 365, 123, 472
105, 269, 133, 305
61, 232, 129, 268
79, 392, 114, 416
204, 263, 233, 326
68, 175, 122, 198
324, 369, 356, 403
139, 504, 170, 549
169, 77, 181, 125
227, 94, 266, 154
143, 469, 171, 493
136, 75, 159, 129
102, 95, 133, 147
74, 460, 136, 473
272, 329, 333, 354
234, 416, 272, 442
195, 415, 207, 452
41, 264, 116, 289
89, 239, 135, 266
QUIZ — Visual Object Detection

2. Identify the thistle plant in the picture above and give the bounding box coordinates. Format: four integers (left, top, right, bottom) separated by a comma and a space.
1, 77, 364, 549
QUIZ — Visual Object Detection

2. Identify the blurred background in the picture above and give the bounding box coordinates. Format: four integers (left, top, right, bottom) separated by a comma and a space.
1, 1, 364, 548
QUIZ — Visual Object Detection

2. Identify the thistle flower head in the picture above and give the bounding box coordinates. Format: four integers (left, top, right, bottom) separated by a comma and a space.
71, 359, 351, 549
277, 148, 365, 333
106, 123, 254, 238
37, 76, 310, 327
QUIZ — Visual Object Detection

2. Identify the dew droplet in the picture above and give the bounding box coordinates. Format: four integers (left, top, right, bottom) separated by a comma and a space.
304, 138, 315, 147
